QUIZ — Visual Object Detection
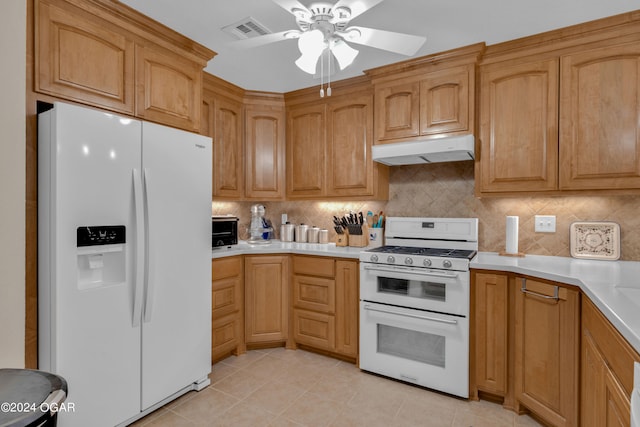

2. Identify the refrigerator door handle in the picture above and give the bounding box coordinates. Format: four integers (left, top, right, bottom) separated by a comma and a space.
143, 168, 155, 323
132, 169, 145, 327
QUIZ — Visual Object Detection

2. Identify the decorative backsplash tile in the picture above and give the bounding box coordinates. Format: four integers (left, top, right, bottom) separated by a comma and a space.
213, 162, 640, 261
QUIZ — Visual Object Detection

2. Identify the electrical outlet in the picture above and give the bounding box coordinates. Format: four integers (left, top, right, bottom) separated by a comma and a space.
535, 215, 556, 233
281, 213, 288, 224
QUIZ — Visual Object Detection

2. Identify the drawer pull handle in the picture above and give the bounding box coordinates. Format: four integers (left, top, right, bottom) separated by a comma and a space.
521, 278, 559, 300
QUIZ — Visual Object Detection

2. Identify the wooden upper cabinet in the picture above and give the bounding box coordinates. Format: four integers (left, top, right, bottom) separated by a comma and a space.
478, 58, 559, 193
35, 0, 214, 131
420, 65, 472, 136
203, 93, 244, 200
326, 94, 374, 197
135, 44, 202, 132
375, 81, 420, 142
245, 105, 286, 200
369, 45, 482, 146
287, 103, 326, 198
35, 0, 135, 114
560, 41, 640, 190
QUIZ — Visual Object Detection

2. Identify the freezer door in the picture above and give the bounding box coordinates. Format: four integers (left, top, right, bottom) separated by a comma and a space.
140, 122, 212, 409
38, 102, 143, 427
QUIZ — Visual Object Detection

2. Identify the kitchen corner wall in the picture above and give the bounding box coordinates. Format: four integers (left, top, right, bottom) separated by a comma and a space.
213, 161, 640, 261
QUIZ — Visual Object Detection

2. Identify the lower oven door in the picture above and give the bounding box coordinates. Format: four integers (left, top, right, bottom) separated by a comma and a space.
360, 263, 469, 315
359, 300, 469, 398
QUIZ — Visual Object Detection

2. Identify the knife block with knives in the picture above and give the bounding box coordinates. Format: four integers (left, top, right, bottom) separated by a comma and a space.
333, 212, 369, 247
347, 223, 369, 247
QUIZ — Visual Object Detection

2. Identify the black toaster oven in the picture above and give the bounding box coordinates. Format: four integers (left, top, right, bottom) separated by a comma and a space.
212, 216, 239, 247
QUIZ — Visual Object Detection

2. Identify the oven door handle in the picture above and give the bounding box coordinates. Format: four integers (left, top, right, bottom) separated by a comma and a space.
363, 304, 459, 325
363, 264, 459, 279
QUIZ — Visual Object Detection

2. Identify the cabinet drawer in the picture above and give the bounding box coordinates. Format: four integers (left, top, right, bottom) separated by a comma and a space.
212, 277, 241, 317
583, 298, 640, 396
293, 256, 335, 277
293, 275, 336, 313
293, 309, 335, 351
212, 256, 243, 281
212, 312, 241, 357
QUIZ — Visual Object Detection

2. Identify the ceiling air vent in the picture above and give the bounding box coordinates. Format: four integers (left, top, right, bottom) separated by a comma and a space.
222, 17, 272, 40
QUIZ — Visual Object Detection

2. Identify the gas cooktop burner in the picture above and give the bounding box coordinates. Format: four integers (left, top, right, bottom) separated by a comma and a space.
367, 245, 477, 260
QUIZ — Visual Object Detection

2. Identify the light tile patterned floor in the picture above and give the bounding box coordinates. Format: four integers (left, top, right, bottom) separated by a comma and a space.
132, 348, 543, 427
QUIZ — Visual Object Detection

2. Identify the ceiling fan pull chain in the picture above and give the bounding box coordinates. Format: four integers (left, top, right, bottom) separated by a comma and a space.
327, 48, 332, 97
320, 47, 325, 98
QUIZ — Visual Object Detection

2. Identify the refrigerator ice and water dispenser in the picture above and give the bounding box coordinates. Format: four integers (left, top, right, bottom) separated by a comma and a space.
76, 225, 126, 290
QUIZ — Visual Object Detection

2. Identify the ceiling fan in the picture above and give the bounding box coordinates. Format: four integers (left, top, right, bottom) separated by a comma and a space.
231, 0, 427, 76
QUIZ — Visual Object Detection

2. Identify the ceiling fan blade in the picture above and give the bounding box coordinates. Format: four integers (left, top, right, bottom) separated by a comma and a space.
272, 0, 313, 22
332, 0, 385, 20
228, 30, 297, 49
342, 26, 426, 56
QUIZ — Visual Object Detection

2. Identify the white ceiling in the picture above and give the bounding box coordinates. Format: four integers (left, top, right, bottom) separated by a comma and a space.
120, 0, 638, 93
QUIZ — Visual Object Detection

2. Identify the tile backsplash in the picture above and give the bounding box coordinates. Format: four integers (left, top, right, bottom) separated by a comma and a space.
213, 161, 640, 261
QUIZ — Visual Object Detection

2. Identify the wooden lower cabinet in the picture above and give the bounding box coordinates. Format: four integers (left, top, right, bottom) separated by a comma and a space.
290, 256, 359, 359
211, 256, 245, 362
472, 271, 581, 426
582, 298, 640, 427
245, 255, 289, 344
515, 277, 580, 427
473, 272, 508, 396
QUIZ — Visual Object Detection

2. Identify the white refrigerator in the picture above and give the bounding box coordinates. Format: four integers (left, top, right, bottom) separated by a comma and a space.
38, 102, 212, 427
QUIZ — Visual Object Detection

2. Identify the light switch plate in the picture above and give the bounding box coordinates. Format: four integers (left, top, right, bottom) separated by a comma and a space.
535, 215, 556, 233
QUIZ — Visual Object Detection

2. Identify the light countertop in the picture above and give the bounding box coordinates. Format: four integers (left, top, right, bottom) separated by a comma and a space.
472, 252, 640, 355
211, 240, 364, 260
212, 243, 640, 354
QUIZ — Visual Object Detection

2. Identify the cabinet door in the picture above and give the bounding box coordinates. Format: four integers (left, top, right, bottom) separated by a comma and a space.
335, 260, 359, 358
245, 256, 289, 343
245, 106, 286, 199
206, 95, 243, 199
479, 59, 559, 193
560, 42, 640, 190
374, 81, 420, 142
287, 104, 326, 198
474, 272, 508, 395
135, 44, 202, 131
581, 330, 607, 427
35, 0, 135, 114
604, 369, 631, 427
420, 65, 472, 136
327, 94, 374, 196
515, 278, 579, 427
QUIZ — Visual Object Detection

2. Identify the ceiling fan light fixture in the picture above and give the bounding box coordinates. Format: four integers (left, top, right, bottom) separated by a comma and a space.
297, 29, 325, 54
295, 51, 322, 74
330, 39, 358, 70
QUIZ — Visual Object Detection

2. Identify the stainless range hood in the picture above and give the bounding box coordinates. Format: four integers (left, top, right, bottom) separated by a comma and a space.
372, 134, 475, 166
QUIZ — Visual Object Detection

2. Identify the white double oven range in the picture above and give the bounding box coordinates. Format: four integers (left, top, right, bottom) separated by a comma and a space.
359, 217, 478, 398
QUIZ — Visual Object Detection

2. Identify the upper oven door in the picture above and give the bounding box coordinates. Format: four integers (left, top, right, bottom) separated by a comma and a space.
360, 263, 469, 315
